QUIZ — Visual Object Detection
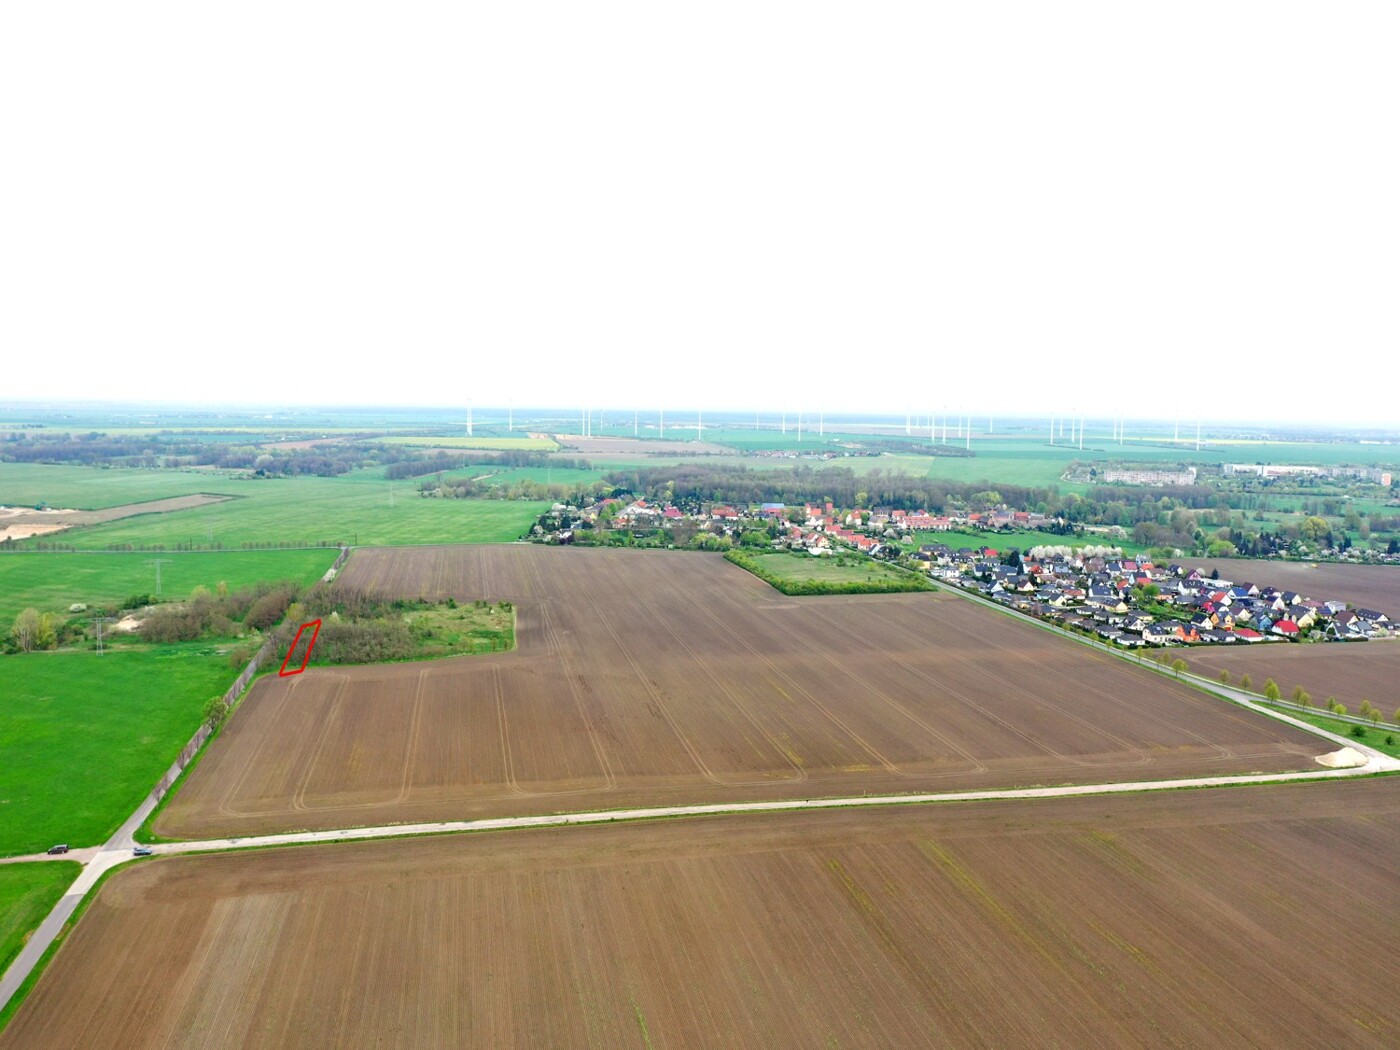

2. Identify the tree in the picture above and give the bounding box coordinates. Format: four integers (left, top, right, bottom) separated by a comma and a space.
1294, 689, 1311, 708
202, 695, 228, 729
1359, 700, 1379, 725
10, 608, 39, 652
1263, 679, 1281, 702
35, 612, 57, 650
1218, 669, 1231, 685
1332, 702, 1348, 717
1291, 685, 1307, 703
1301, 516, 1331, 543
1239, 673, 1252, 691
1171, 658, 1188, 677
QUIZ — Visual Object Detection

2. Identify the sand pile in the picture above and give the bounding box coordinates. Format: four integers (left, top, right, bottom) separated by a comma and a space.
1315, 747, 1368, 769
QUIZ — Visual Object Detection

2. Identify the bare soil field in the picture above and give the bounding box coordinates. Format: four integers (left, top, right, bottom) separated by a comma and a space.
156, 547, 1327, 838
1180, 557, 1399, 615
1190, 641, 1400, 715
11, 782, 1400, 1049
0, 495, 232, 540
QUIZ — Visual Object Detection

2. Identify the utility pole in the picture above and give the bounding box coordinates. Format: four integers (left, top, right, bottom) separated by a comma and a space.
146, 558, 171, 598
91, 615, 113, 655
819, 412, 824, 438
1196, 421, 1201, 452
1050, 415, 1055, 446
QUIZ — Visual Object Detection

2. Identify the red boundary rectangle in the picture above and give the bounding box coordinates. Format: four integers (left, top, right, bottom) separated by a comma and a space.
278, 619, 322, 677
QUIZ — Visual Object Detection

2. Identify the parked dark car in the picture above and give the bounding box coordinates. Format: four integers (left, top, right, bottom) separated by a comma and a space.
46, 844, 69, 855
132, 846, 153, 857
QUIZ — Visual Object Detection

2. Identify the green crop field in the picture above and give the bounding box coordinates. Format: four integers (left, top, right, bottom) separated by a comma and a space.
12, 469, 548, 549
0, 645, 236, 856
0, 464, 222, 510
379, 435, 558, 451
0, 549, 337, 622
0, 863, 78, 972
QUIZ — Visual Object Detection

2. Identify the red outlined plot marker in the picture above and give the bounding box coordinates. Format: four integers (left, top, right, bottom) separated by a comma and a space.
278, 619, 322, 677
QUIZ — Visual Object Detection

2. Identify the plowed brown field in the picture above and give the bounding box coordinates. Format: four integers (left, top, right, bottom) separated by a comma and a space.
155, 547, 1327, 839
10, 783, 1399, 1049
1190, 642, 1400, 715
1179, 558, 1399, 614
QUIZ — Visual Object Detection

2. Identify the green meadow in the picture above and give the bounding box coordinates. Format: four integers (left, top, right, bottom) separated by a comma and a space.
0, 863, 79, 972
0, 463, 221, 510
0, 549, 337, 622
0, 645, 235, 855
12, 470, 548, 550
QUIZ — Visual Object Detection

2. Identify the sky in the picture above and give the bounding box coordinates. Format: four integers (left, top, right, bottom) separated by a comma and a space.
2, 4, 1396, 423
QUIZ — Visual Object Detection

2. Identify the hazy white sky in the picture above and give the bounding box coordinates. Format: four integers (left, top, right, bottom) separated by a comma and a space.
2, 4, 1396, 422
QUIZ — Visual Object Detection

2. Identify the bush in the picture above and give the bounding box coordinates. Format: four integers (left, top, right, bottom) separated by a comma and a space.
244, 585, 299, 630
1350, 725, 1366, 740
311, 619, 413, 664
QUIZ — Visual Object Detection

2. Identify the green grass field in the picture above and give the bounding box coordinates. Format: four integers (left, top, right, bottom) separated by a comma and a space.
728, 551, 931, 594
0, 645, 238, 855
11, 470, 548, 549
0, 863, 78, 973
0, 464, 222, 510
0, 549, 338, 622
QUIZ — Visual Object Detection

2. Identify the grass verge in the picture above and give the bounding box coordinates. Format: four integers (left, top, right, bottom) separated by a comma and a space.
1277, 709, 1400, 759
